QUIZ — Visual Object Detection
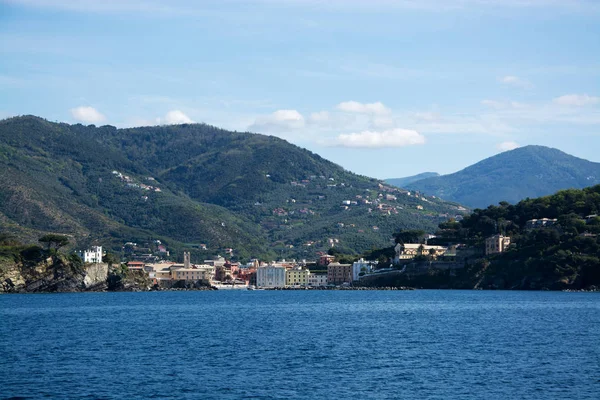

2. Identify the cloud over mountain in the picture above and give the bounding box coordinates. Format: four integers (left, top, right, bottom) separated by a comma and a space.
70, 106, 106, 123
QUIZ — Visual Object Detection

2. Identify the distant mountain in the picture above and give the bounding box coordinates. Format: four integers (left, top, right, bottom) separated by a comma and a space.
406, 145, 600, 208
385, 172, 440, 188
0, 116, 466, 261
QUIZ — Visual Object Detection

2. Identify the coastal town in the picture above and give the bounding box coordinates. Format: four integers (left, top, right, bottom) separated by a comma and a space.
76, 229, 523, 290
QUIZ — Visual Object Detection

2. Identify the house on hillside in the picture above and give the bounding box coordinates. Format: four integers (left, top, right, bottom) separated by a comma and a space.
525, 218, 558, 230
485, 235, 511, 255
393, 243, 447, 263
77, 246, 103, 263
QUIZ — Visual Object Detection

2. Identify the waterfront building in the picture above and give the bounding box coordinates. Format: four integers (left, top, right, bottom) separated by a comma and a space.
307, 272, 327, 287
286, 268, 308, 286
485, 235, 511, 255
171, 266, 214, 281
256, 265, 286, 287
352, 258, 372, 281
77, 246, 103, 263
327, 262, 352, 285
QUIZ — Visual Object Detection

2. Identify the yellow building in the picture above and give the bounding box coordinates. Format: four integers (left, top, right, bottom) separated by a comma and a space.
485, 235, 511, 255
171, 266, 214, 281
394, 243, 447, 262
286, 268, 309, 286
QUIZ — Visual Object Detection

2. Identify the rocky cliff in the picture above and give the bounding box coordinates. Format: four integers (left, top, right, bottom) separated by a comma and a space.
0, 253, 149, 293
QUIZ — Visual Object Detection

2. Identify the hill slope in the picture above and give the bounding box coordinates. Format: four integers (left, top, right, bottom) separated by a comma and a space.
406, 146, 600, 208
385, 172, 439, 188
0, 116, 466, 260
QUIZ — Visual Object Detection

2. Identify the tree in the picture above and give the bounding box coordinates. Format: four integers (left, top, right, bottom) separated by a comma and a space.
38, 234, 69, 252
428, 248, 437, 260
394, 229, 426, 244
38, 234, 69, 264
103, 252, 119, 267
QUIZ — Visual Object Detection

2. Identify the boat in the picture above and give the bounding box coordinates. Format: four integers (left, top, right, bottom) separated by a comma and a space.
211, 280, 250, 290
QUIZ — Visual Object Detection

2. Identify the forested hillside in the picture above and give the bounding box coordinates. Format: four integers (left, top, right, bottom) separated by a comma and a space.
0, 116, 466, 261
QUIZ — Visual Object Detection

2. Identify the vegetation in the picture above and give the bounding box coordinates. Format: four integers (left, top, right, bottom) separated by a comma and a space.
364, 185, 600, 290
405, 145, 600, 208
0, 115, 466, 261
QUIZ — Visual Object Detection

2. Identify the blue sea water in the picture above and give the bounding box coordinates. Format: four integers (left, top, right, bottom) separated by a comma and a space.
1, 290, 599, 399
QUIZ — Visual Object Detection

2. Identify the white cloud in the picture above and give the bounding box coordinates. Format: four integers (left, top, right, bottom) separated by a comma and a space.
70, 106, 106, 123
308, 111, 330, 124
332, 128, 425, 148
248, 109, 305, 132
371, 115, 394, 128
553, 94, 600, 107
496, 141, 520, 152
162, 110, 194, 124
336, 101, 391, 115
499, 75, 533, 89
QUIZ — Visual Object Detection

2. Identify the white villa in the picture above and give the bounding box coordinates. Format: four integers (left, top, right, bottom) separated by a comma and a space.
77, 246, 103, 263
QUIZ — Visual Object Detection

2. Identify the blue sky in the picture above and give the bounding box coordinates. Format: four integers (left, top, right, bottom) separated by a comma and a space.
1, 0, 599, 179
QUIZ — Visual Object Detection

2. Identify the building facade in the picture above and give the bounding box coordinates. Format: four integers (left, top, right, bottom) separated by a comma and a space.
172, 268, 213, 281
78, 246, 103, 263
256, 265, 286, 287
352, 258, 372, 281
485, 235, 511, 255
327, 262, 352, 285
286, 268, 309, 286
307, 273, 327, 287
393, 243, 447, 263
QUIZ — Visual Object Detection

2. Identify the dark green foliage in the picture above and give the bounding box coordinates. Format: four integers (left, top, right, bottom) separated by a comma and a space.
394, 229, 426, 244
406, 145, 600, 208
38, 234, 69, 251
454, 185, 600, 289
365, 185, 600, 290
0, 115, 465, 260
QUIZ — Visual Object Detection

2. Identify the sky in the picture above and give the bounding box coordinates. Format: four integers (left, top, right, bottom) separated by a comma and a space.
1, 0, 599, 179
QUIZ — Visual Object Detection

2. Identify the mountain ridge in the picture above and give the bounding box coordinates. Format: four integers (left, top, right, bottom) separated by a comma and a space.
0, 115, 466, 261
403, 145, 600, 208
385, 172, 440, 188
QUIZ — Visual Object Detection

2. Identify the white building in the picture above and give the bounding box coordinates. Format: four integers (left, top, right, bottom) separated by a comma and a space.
78, 246, 103, 263
256, 265, 286, 288
352, 258, 372, 281
307, 272, 327, 287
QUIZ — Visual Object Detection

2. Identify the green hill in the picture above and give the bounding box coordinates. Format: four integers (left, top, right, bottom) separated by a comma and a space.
0, 116, 466, 261
385, 172, 439, 188
405, 146, 600, 208
363, 185, 600, 291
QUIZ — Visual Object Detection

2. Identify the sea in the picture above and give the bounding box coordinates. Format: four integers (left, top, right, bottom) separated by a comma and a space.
1, 290, 599, 399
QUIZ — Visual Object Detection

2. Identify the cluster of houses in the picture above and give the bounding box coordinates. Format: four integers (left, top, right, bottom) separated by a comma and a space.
112, 170, 161, 192
122, 253, 378, 288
